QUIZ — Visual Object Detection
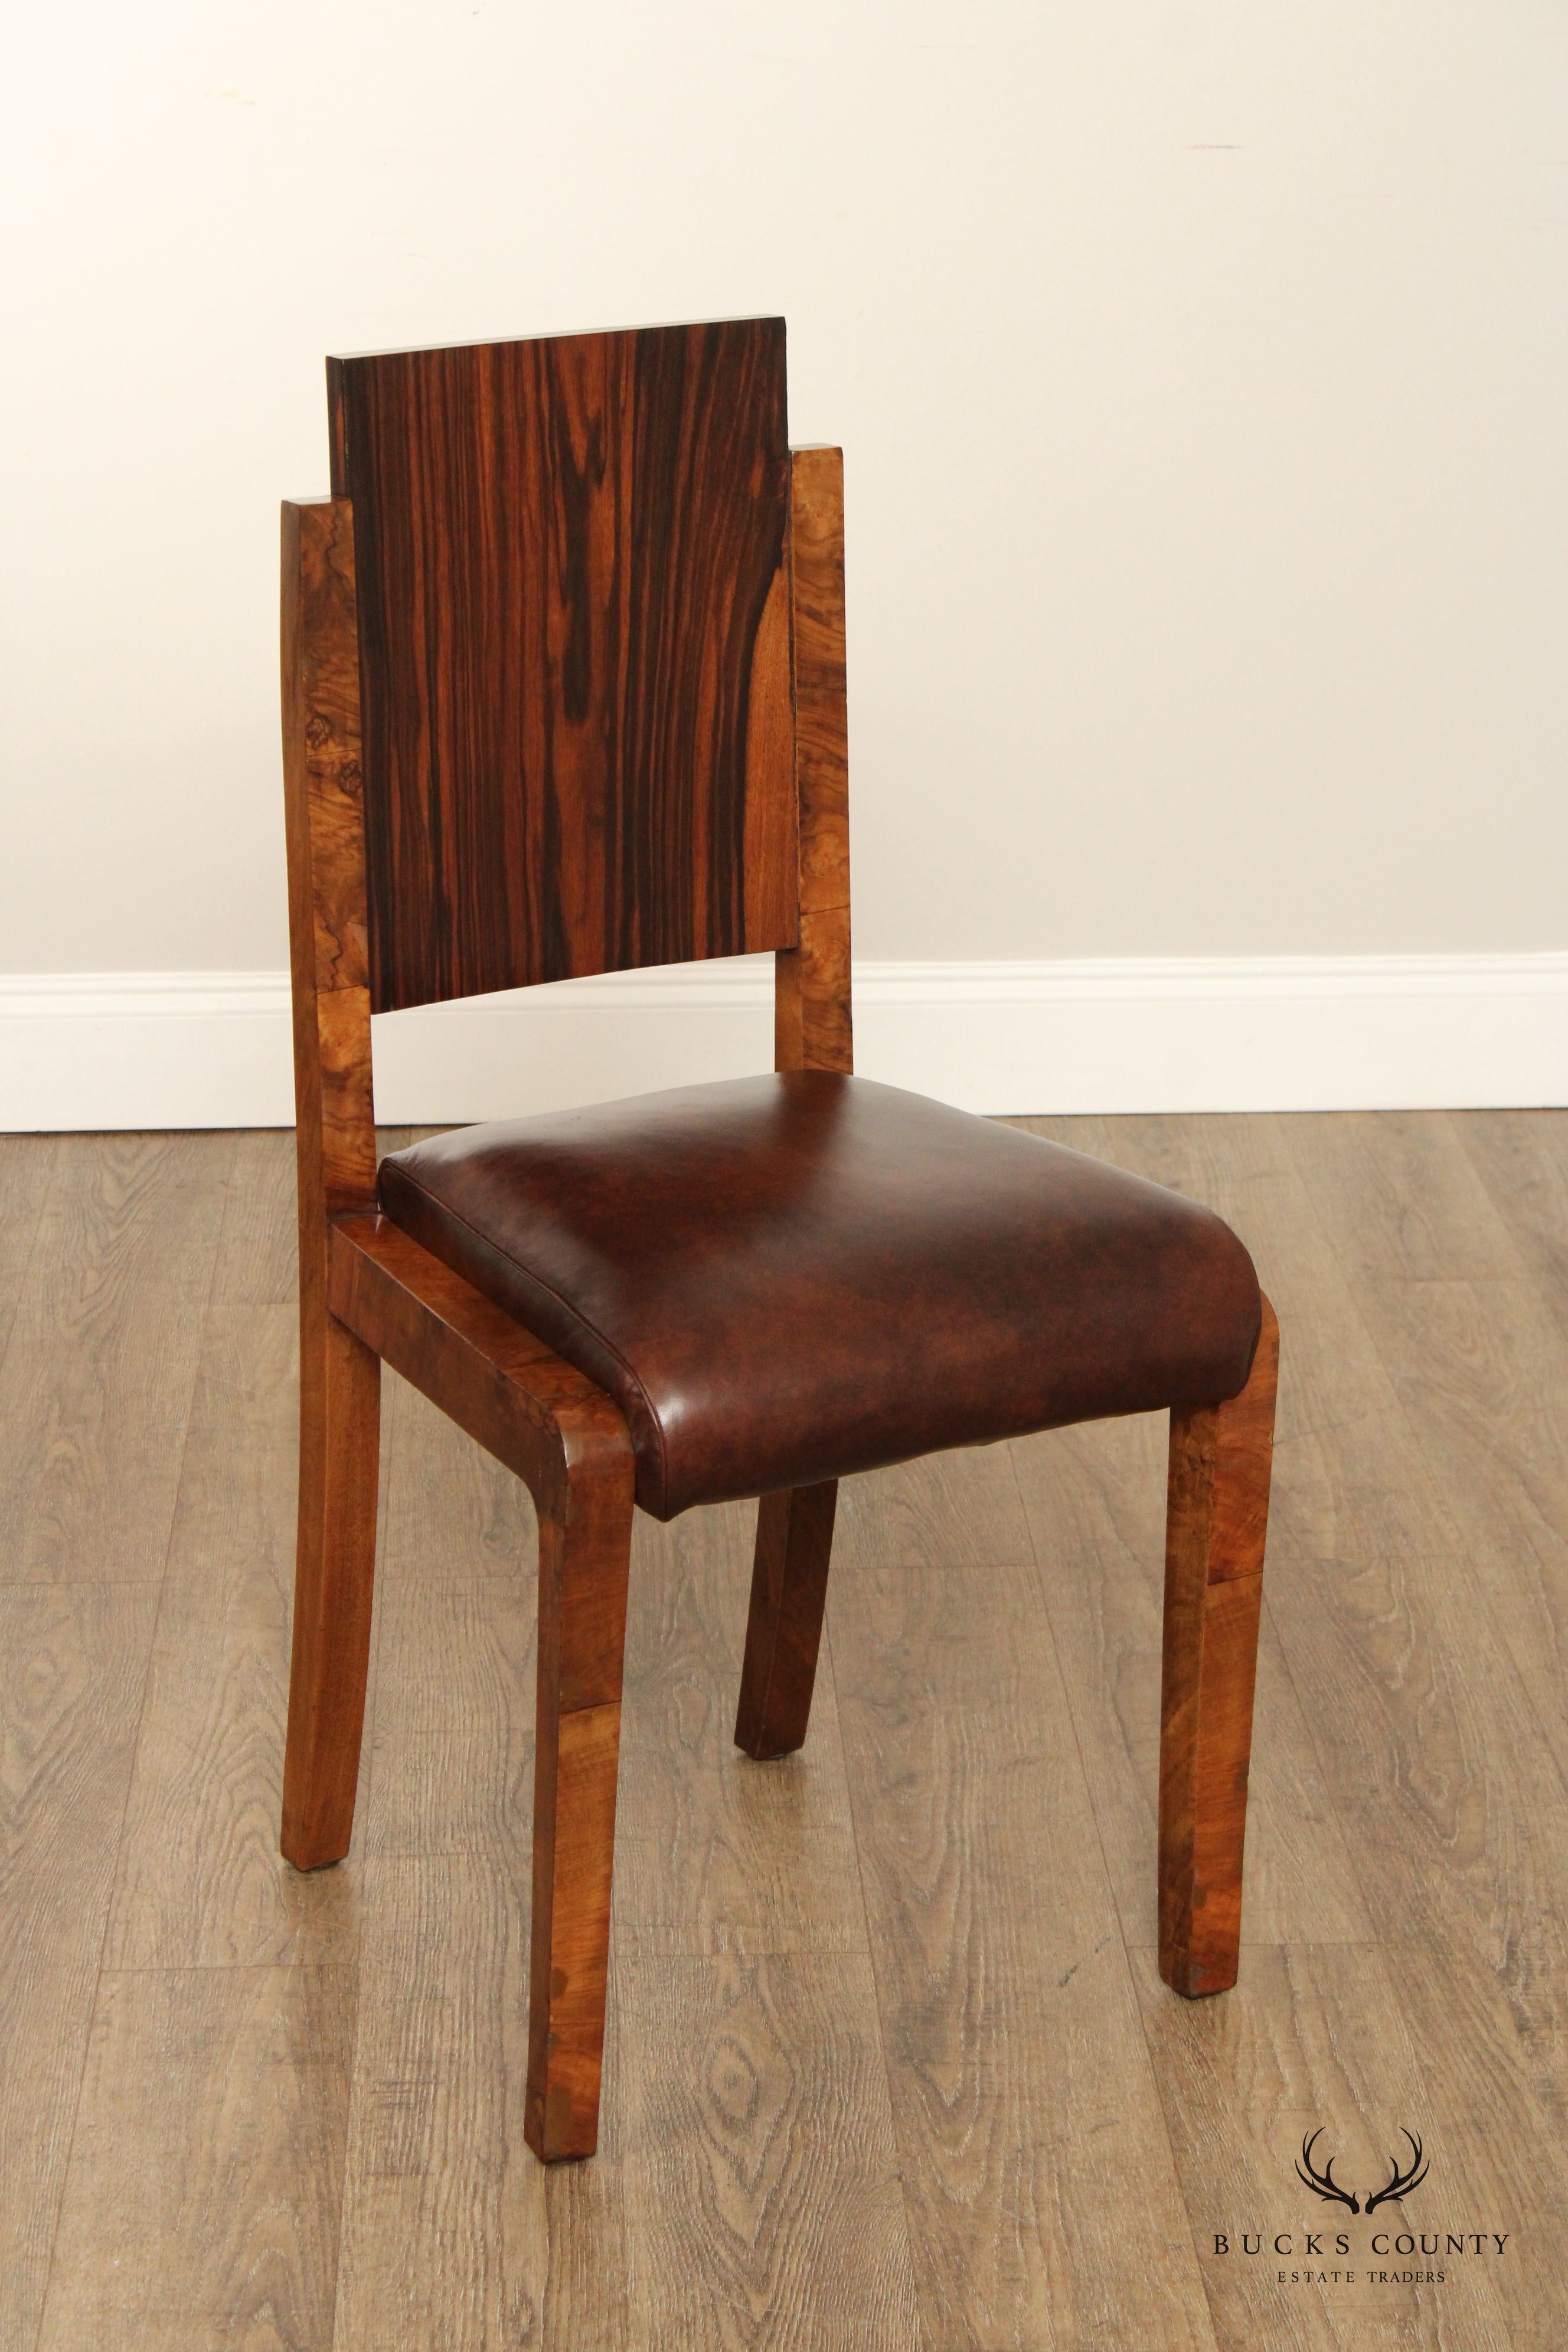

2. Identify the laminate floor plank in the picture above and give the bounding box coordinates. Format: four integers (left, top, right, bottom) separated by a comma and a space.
380, 1368, 538, 1585
1451, 1109, 1568, 1328
975, 1114, 1568, 2340
1188, 1125, 1568, 2177
366, 1368, 536, 1860
830, 1558, 1217, 2351
1014, 1110, 1413, 1452
6, 1112, 1568, 2351
38, 1962, 355, 2352
1272, 1511, 1568, 2115
331, 1852, 625, 2352
211, 1128, 300, 1306
0, 1131, 56, 1367
1281, 1112, 1568, 1789
0, 1579, 161, 2352
616, 1502, 869, 1961
0, 1131, 234, 1585
834, 1445, 1035, 1572
363, 1569, 536, 1866
1132, 1941, 1524, 2351
104, 1304, 367, 1971
1370, 1933, 1568, 2349
1011, 1412, 1372, 1951
1280, 1112, 1521, 1286
1338, 1275, 1568, 1781
616, 1948, 920, 2351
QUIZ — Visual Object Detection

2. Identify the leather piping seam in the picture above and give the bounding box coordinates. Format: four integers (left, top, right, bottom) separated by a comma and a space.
376, 1170, 672, 1516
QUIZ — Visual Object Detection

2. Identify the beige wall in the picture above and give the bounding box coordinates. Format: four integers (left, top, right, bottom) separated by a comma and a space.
2, 0, 1563, 980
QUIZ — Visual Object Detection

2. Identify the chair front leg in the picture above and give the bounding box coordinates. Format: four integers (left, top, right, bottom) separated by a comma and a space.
282, 1308, 381, 1870
734, 1480, 838, 1760
526, 1440, 635, 2162
1158, 1296, 1278, 1997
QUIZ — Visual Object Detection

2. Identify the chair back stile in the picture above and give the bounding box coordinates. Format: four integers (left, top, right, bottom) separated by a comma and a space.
775, 446, 852, 1077
281, 495, 378, 1342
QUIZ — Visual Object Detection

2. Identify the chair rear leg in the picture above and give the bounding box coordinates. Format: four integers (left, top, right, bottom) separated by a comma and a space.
734, 1481, 838, 1760
526, 1446, 635, 2162
1158, 1296, 1278, 1997
282, 1310, 381, 1870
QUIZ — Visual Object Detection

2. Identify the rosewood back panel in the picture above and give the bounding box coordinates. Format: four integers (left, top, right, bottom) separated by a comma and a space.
329, 318, 798, 1011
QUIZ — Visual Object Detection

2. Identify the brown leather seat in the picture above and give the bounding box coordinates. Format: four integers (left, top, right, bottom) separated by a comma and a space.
379, 1072, 1262, 1520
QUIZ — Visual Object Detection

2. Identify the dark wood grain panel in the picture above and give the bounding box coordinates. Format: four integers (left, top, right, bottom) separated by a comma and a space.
332, 319, 796, 1011
776, 445, 852, 1076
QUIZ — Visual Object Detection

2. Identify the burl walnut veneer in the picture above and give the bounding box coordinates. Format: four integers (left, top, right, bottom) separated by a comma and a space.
279, 318, 1277, 2161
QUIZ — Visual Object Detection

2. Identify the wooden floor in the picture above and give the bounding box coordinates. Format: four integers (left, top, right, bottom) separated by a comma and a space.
3, 1112, 1568, 2350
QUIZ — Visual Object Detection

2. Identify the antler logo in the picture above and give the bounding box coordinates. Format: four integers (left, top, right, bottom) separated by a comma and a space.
1364, 2131, 1429, 2214
1296, 2128, 1429, 2216
1296, 2131, 1361, 2213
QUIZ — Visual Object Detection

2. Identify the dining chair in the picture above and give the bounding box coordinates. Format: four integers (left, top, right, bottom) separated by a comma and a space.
279, 316, 1278, 2163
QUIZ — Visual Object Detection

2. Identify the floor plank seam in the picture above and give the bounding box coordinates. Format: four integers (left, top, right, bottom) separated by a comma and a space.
816, 1612, 928, 2340
323, 1366, 401, 2352
0, 1137, 57, 1378
1019, 1489, 1226, 2352
1279, 1111, 1568, 1824
29, 1133, 240, 2352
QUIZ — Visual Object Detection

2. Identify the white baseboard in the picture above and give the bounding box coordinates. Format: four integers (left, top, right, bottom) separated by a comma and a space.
2, 955, 1565, 1131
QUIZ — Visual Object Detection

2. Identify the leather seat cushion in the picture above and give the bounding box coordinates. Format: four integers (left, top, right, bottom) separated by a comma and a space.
377, 1072, 1262, 1520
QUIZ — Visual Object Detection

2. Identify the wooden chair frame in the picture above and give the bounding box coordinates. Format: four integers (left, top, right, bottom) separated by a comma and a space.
280, 448, 1277, 2162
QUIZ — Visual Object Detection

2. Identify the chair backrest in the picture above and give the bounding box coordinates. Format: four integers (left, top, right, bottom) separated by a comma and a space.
329, 318, 798, 1012
282, 317, 850, 1274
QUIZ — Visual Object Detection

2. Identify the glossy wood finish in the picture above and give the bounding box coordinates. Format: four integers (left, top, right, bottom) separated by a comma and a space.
734, 1481, 839, 1759
280, 499, 381, 1871
326, 1214, 627, 1520
737, 444, 854, 1763
326, 1210, 635, 2157
331, 320, 798, 1011
1158, 1295, 1278, 1997
277, 339, 1276, 2196
775, 446, 852, 1077
528, 1457, 634, 2161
